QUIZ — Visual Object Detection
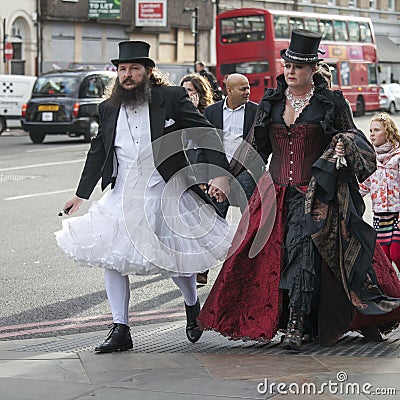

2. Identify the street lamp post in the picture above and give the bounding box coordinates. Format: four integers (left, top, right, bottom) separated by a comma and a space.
36, 0, 42, 75
183, 7, 198, 72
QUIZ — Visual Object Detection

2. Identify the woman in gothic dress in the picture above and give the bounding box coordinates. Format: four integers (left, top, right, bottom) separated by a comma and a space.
198, 29, 400, 351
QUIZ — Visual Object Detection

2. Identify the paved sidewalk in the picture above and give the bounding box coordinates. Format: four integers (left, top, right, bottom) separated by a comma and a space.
0, 321, 399, 400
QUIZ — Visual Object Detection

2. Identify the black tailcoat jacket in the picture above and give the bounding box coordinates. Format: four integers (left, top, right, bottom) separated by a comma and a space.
75, 85, 230, 210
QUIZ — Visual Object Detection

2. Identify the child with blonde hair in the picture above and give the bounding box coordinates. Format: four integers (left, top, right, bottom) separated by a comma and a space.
360, 113, 400, 268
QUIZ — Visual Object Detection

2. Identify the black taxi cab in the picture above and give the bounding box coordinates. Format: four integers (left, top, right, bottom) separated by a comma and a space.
21, 69, 116, 143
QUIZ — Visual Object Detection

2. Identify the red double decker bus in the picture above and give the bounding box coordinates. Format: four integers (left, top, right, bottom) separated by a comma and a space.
216, 8, 380, 116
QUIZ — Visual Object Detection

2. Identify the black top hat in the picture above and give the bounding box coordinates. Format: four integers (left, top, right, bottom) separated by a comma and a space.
111, 41, 155, 68
280, 29, 323, 64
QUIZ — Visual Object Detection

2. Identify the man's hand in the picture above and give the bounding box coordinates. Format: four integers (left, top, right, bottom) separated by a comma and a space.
60, 195, 83, 216
208, 176, 230, 203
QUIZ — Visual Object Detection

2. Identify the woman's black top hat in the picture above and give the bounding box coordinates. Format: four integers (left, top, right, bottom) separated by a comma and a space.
280, 29, 323, 64
111, 41, 155, 68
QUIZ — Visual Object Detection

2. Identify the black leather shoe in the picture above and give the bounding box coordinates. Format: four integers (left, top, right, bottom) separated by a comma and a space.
185, 299, 203, 343
196, 271, 208, 285
95, 323, 133, 353
282, 308, 304, 352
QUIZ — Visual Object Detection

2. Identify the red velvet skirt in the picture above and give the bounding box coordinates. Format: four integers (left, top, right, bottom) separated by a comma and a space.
198, 172, 400, 343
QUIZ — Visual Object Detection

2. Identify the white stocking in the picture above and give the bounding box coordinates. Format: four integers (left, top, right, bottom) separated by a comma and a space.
104, 269, 130, 325
172, 274, 197, 306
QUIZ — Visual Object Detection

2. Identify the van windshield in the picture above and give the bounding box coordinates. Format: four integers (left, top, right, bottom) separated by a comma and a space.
33, 75, 80, 96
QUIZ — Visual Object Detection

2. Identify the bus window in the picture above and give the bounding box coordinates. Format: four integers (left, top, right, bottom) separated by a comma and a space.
360, 22, 372, 43
320, 20, 334, 40
274, 15, 289, 38
348, 21, 360, 42
304, 17, 319, 33
368, 63, 378, 84
220, 15, 265, 43
333, 20, 348, 41
330, 65, 339, 86
220, 61, 270, 76
289, 17, 304, 31
340, 61, 351, 86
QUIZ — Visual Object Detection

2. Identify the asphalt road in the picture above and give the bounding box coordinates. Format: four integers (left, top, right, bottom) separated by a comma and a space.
0, 113, 398, 340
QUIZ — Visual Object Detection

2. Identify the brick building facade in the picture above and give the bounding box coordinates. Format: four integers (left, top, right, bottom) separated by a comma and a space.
1, 0, 399, 82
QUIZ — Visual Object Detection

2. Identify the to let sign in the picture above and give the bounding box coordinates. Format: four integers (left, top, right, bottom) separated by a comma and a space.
88, 0, 121, 19
136, 0, 167, 27
4, 42, 13, 61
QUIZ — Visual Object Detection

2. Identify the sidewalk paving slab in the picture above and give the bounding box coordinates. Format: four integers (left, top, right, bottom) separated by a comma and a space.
0, 321, 399, 400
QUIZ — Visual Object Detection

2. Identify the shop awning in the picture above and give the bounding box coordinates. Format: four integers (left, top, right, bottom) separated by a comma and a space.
376, 35, 400, 63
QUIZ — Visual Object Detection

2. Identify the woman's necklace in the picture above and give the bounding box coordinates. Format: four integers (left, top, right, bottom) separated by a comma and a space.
285, 86, 315, 113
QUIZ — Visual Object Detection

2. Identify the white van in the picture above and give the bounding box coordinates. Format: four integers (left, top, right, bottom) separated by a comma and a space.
0, 74, 37, 133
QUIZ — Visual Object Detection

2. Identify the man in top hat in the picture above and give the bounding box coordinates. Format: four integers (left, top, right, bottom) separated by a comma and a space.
198, 30, 400, 352
56, 41, 234, 353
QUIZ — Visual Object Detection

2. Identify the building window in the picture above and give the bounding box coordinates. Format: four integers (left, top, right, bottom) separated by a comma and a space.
388, 0, 394, 10
349, 0, 356, 6
327, 0, 336, 5
369, 0, 376, 9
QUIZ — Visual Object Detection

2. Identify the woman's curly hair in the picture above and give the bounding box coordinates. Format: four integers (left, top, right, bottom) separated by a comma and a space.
179, 74, 214, 114
371, 112, 400, 146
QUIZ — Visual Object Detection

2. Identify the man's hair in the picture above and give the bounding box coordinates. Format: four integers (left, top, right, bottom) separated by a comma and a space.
195, 61, 205, 68
106, 74, 152, 107
147, 67, 174, 87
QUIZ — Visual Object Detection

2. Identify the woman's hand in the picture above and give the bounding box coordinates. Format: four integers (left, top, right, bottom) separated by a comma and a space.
189, 93, 199, 108
334, 138, 345, 157
333, 138, 347, 169
208, 176, 230, 202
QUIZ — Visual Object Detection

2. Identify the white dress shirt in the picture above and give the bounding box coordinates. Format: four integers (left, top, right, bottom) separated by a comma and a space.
114, 103, 164, 187
222, 99, 246, 162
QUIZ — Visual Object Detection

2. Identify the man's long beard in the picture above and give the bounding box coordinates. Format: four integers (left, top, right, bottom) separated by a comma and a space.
108, 75, 152, 108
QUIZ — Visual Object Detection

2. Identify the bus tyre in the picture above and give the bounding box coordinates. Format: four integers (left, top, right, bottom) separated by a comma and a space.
354, 96, 365, 117
84, 118, 99, 143
388, 102, 396, 114
0, 117, 5, 134
29, 132, 46, 143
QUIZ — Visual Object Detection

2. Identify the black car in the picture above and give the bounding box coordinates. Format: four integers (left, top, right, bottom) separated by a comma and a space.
21, 69, 116, 143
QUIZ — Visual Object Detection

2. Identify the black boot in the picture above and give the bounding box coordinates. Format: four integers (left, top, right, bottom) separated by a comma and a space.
185, 299, 203, 343
95, 323, 133, 353
282, 308, 304, 352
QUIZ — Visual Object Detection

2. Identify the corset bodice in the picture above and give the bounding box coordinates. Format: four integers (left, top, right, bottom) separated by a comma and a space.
269, 123, 330, 186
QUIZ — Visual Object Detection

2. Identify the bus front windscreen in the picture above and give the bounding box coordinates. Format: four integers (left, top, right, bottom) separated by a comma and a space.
220, 61, 270, 76
220, 15, 265, 43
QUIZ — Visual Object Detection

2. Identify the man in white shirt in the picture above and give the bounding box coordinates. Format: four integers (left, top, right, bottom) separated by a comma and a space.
194, 74, 260, 284
204, 73, 259, 217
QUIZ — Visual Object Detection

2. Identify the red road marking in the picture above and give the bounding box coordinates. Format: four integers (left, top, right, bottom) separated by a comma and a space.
0, 307, 183, 332
0, 309, 186, 339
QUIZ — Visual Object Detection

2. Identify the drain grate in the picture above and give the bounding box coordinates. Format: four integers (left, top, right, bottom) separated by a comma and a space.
13, 323, 400, 358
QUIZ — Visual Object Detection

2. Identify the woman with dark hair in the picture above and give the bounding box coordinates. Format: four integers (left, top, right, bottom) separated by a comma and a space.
180, 74, 214, 114
199, 29, 400, 351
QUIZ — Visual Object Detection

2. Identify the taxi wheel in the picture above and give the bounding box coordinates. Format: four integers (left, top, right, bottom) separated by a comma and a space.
0, 117, 5, 134
29, 132, 46, 143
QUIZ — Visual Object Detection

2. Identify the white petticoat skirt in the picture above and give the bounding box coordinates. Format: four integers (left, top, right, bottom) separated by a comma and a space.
55, 163, 236, 276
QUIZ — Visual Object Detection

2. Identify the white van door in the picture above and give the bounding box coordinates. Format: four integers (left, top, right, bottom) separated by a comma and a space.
0, 75, 36, 133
